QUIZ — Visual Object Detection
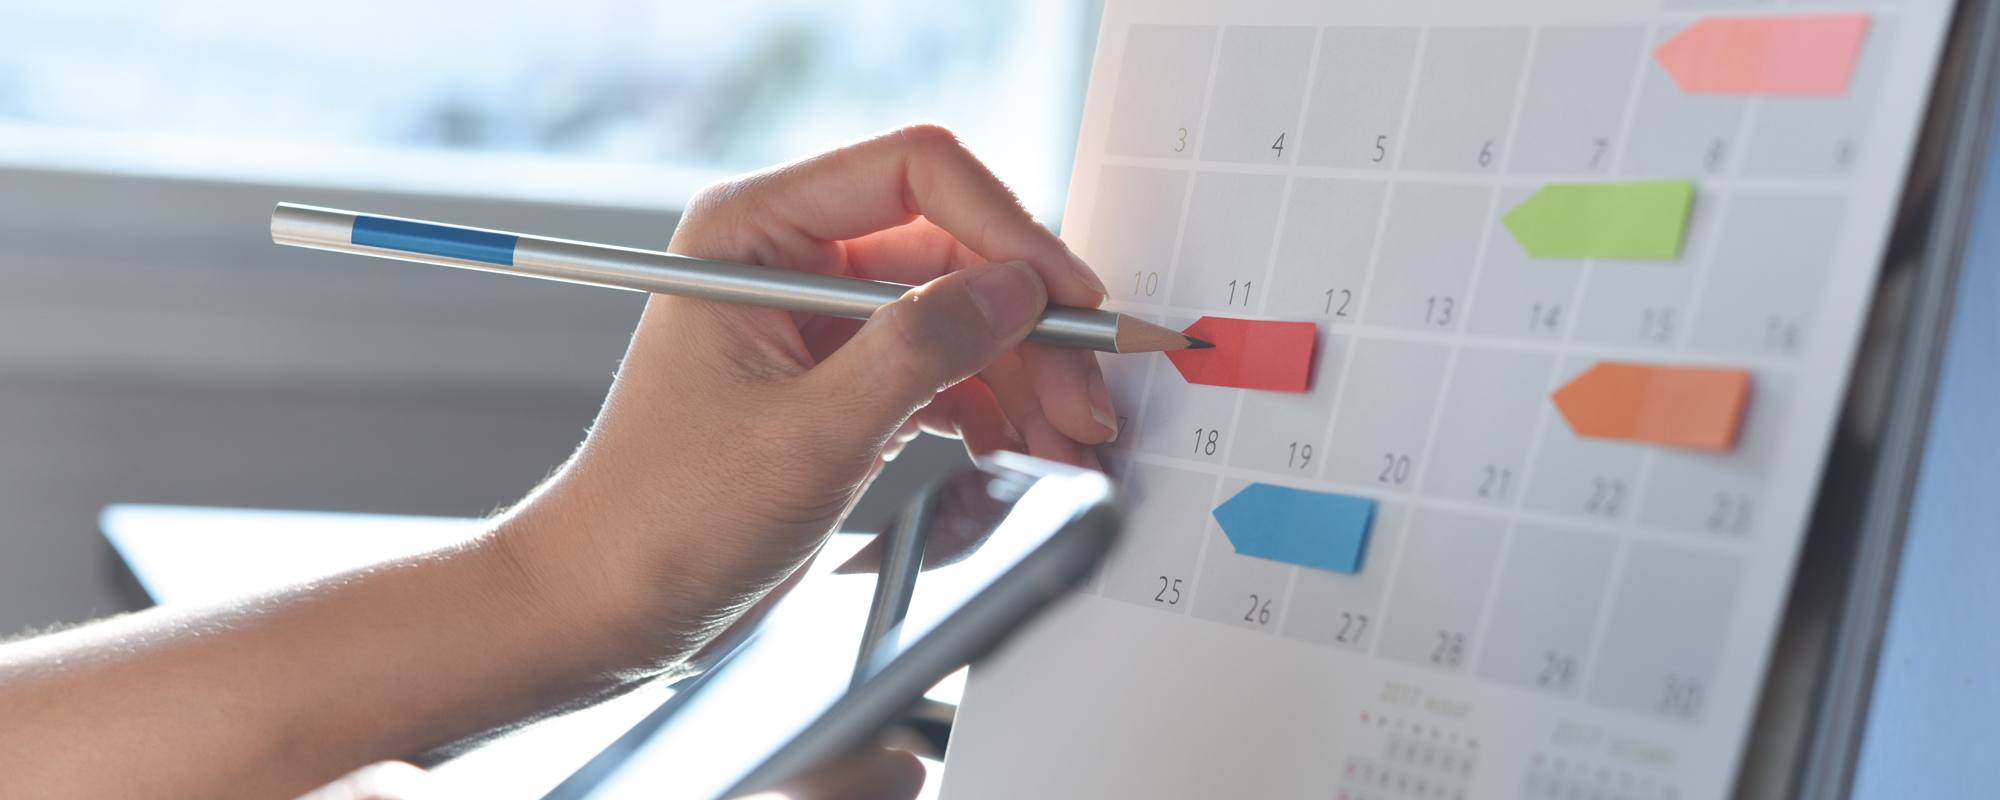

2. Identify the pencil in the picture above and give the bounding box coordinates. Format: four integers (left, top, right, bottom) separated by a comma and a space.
270, 204, 1210, 355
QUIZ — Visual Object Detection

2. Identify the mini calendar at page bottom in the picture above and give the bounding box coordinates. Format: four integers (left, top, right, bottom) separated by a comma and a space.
939, 1, 1953, 798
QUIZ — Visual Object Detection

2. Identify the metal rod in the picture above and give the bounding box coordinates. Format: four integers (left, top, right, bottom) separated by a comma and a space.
271, 203, 1126, 352
850, 488, 936, 689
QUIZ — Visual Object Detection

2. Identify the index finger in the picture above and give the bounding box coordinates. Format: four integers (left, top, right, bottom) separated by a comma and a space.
720, 124, 1108, 308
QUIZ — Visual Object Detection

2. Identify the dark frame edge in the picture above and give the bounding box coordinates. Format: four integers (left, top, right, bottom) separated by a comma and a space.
1731, 2, 2000, 797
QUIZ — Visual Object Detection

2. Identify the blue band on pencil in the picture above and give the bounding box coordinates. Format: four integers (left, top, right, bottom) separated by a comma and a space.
351, 216, 518, 266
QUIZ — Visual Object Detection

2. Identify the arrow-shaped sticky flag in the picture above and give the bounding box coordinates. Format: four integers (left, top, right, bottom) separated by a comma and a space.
1654, 13, 1870, 97
1551, 362, 1752, 452
1212, 483, 1375, 574
1165, 316, 1317, 392
1503, 180, 1695, 260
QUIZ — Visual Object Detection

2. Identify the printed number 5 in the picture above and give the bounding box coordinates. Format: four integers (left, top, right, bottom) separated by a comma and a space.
1175, 127, 1188, 153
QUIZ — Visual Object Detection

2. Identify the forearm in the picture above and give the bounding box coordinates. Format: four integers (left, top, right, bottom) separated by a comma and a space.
0, 513, 663, 799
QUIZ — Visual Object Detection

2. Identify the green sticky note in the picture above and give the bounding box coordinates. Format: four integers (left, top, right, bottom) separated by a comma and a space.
1502, 180, 1695, 259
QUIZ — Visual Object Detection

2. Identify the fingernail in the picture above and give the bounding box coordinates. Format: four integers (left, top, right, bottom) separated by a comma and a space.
1065, 246, 1109, 304
1080, 447, 1104, 472
964, 261, 1044, 338
1086, 370, 1118, 440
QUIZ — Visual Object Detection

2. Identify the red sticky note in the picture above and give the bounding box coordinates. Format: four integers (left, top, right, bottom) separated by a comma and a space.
1164, 317, 1316, 393
1654, 13, 1869, 97
1551, 362, 1752, 452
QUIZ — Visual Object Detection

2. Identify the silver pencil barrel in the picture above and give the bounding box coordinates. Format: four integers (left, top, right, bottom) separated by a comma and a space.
270, 203, 1123, 352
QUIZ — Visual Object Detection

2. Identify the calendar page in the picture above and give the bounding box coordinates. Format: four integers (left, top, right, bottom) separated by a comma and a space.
940, 1, 1954, 799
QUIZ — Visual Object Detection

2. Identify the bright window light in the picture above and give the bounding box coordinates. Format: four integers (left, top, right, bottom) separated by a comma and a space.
0, 0, 1094, 221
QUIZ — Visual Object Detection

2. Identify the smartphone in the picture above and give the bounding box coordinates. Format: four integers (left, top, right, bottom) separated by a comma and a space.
542, 452, 1120, 800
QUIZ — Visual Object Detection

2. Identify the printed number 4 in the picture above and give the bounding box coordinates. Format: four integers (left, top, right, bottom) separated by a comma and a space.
1271, 133, 1285, 157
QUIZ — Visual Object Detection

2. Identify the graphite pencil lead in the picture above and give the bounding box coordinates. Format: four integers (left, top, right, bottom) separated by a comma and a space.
1185, 336, 1215, 349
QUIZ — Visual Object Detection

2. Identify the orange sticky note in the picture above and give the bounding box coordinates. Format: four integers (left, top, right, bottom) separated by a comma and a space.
1552, 363, 1751, 452
1654, 13, 1869, 97
1165, 317, 1316, 393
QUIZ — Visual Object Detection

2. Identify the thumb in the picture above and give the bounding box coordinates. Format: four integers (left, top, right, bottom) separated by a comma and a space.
796, 260, 1045, 448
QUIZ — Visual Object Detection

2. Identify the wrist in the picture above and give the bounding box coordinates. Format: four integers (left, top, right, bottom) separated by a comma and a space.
481, 462, 722, 678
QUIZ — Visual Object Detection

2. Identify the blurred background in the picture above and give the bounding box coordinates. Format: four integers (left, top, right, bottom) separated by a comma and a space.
0, 0, 1103, 635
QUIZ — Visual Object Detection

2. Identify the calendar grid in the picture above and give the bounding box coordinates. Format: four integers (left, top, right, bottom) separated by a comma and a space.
951, 4, 1954, 799
1081, 5, 1908, 739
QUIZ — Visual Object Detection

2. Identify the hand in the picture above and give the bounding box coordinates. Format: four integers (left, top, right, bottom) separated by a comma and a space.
0, 124, 1102, 799
498, 122, 1117, 673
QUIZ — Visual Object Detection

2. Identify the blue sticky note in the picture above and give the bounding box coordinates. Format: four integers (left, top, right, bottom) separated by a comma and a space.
1212, 483, 1375, 574
352, 215, 518, 266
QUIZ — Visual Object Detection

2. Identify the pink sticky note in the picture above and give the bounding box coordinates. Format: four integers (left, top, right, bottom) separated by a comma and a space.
1654, 12, 1869, 96
1164, 317, 1316, 393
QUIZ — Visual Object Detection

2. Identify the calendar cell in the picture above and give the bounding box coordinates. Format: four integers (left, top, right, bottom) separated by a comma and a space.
1106, 24, 1218, 160
1266, 178, 1386, 322
1588, 543, 1743, 721
1323, 339, 1451, 492
1193, 478, 1298, 632
1691, 194, 1846, 355
1281, 503, 1405, 653
1509, 26, 1646, 176
1087, 166, 1189, 309
1227, 334, 1347, 476
1299, 27, 1420, 169
1526, 359, 1646, 521
1166, 171, 1288, 314
1621, 24, 1748, 178
1399, 27, 1531, 172
1201, 26, 1317, 164
1364, 183, 1491, 331
1743, 20, 1894, 177
1377, 509, 1505, 673
1097, 321, 1161, 452
1475, 525, 1616, 696
1422, 347, 1557, 506
1136, 318, 1242, 464
1567, 185, 1718, 346
1570, 261, 1696, 348
1099, 461, 1217, 612
1640, 372, 1790, 535
1467, 188, 1581, 339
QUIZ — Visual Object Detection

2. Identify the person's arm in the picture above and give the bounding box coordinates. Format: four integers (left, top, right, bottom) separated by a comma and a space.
0, 124, 1114, 800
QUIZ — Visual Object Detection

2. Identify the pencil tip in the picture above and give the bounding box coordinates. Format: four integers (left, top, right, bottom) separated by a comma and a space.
1185, 336, 1215, 350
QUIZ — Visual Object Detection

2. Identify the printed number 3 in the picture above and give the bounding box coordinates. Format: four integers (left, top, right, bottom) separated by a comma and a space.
1175, 127, 1188, 153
